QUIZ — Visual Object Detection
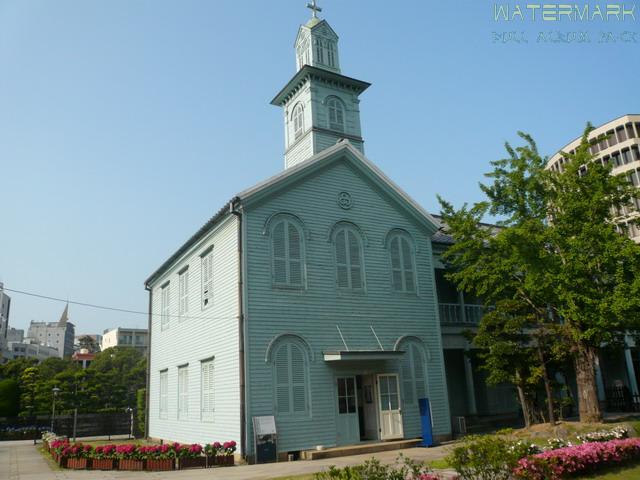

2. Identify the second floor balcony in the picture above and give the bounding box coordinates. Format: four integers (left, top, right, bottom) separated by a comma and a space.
439, 303, 485, 325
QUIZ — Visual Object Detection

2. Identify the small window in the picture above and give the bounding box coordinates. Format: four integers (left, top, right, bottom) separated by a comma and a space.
334, 226, 364, 291
608, 130, 618, 147
159, 370, 168, 419
273, 341, 308, 416
617, 126, 627, 142
201, 359, 214, 421
326, 40, 336, 67
315, 38, 324, 64
271, 219, 304, 288
627, 123, 636, 139
327, 97, 344, 132
179, 268, 189, 318
388, 234, 417, 293
201, 249, 213, 309
161, 284, 170, 331
293, 104, 305, 140
178, 365, 189, 419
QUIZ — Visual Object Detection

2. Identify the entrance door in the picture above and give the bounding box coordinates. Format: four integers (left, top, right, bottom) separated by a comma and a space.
377, 374, 404, 440
336, 376, 360, 445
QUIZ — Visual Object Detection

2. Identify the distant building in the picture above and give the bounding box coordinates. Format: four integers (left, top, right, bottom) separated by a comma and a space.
7, 328, 24, 343
72, 349, 96, 369
27, 305, 75, 358
6, 339, 59, 362
0, 284, 11, 354
101, 327, 148, 351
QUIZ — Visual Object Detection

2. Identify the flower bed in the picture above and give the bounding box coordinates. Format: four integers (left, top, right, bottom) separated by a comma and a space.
513, 438, 640, 479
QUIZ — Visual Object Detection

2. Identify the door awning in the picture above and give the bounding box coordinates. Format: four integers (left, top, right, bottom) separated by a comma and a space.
323, 350, 405, 362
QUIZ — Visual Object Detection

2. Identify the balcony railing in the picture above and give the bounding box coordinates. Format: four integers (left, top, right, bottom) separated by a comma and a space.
439, 303, 485, 325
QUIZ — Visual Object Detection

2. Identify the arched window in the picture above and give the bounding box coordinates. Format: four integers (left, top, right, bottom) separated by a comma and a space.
388, 233, 416, 293
327, 97, 344, 132
292, 104, 305, 140
271, 218, 304, 288
314, 38, 324, 64
272, 340, 309, 416
333, 225, 364, 290
326, 40, 336, 67
399, 339, 428, 405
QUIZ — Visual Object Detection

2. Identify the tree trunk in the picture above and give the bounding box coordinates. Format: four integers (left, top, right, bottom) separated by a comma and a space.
574, 344, 603, 423
537, 345, 556, 425
515, 370, 533, 428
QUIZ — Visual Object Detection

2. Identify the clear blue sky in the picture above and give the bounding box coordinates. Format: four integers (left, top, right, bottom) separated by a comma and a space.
1, 1, 638, 334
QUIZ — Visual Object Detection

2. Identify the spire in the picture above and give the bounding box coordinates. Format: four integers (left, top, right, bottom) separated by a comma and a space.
58, 303, 69, 326
306, 0, 322, 19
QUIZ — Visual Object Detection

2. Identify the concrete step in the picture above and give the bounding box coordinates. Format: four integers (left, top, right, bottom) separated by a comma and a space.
301, 438, 423, 460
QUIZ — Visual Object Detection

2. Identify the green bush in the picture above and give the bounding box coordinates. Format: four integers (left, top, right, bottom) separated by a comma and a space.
0, 379, 20, 416
314, 456, 437, 480
446, 435, 525, 480
136, 388, 146, 437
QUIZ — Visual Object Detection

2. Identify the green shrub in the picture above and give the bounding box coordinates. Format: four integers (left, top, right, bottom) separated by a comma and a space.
314, 456, 436, 480
447, 435, 525, 480
0, 379, 20, 416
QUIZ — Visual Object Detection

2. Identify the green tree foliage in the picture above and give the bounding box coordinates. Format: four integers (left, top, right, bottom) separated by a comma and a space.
0, 379, 20, 416
1, 346, 146, 416
77, 335, 99, 353
439, 126, 640, 424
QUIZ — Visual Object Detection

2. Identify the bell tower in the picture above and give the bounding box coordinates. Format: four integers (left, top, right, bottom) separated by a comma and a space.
271, 2, 371, 169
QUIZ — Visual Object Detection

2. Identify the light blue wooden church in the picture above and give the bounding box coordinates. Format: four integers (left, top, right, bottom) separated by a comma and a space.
144, 3, 518, 460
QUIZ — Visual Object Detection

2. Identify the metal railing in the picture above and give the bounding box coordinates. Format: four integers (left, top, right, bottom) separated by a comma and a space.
439, 303, 485, 325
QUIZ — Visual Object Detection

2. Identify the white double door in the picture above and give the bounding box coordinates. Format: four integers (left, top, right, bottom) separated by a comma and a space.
377, 373, 404, 440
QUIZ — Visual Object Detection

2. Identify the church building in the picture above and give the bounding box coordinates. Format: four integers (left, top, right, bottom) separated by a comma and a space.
144, 5, 502, 458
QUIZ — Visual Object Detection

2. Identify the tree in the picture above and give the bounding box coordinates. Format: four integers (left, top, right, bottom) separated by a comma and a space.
77, 335, 99, 353
439, 126, 640, 423
0, 379, 20, 416
544, 126, 640, 422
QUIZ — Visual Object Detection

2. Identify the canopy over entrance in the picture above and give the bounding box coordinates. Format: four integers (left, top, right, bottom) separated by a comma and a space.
323, 350, 405, 362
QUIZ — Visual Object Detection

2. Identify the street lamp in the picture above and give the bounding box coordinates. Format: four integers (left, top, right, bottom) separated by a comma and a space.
50, 387, 61, 433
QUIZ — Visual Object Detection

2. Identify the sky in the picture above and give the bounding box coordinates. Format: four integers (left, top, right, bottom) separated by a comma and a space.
1, 0, 638, 334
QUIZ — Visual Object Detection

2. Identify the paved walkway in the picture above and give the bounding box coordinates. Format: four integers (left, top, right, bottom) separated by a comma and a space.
1, 441, 456, 480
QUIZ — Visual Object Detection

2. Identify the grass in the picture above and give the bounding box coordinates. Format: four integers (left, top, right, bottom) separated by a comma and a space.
271, 476, 315, 480
579, 463, 640, 479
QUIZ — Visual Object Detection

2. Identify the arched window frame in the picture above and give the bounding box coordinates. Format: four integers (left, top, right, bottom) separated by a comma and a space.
292, 103, 305, 140
330, 222, 366, 292
264, 214, 307, 290
385, 230, 418, 294
268, 335, 311, 417
325, 96, 345, 132
396, 337, 429, 406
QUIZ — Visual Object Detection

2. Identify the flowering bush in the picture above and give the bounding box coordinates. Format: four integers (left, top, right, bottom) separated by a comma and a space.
222, 440, 237, 455
50, 439, 70, 455
314, 456, 439, 479
510, 440, 542, 457
172, 443, 203, 458
115, 444, 140, 460
513, 438, 640, 479
61, 444, 93, 459
576, 426, 629, 444
447, 434, 526, 480
137, 444, 176, 460
92, 444, 116, 459
546, 437, 572, 450
204, 441, 222, 457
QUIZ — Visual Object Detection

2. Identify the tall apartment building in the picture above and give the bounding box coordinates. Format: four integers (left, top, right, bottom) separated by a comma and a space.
547, 114, 640, 242
0, 284, 11, 353
27, 304, 75, 358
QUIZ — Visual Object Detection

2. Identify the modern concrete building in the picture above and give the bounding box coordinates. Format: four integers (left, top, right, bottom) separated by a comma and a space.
547, 114, 640, 242
6, 327, 24, 343
0, 284, 11, 355
101, 327, 148, 351
5, 339, 60, 362
27, 305, 75, 358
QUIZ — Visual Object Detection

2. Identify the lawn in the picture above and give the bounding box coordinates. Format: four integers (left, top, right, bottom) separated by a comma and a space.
580, 463, 640, 479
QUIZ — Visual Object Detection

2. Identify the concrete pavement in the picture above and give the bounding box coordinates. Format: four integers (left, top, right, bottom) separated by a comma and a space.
1, 441, 457, 480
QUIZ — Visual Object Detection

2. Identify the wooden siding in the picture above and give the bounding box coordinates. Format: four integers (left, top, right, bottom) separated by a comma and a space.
244, 159, 451, 454
148, 215, 241, 446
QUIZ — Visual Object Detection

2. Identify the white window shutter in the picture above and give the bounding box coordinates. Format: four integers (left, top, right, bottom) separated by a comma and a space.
412, 345, 427, 400
290, 344, 307, 413
347, 230, 362, 289
272, 222, 287, 285
401, 238, 416, 292
335, 230, 349, 288
275, 345, 290, 414
288, 222, 303, 286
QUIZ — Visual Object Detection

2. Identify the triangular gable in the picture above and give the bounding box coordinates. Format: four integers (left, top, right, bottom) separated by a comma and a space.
238, 141, 440, 234
294, 18, 339, 47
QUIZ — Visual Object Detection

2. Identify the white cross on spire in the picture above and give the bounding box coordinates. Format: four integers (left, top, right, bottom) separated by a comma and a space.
306, 0, 322, 18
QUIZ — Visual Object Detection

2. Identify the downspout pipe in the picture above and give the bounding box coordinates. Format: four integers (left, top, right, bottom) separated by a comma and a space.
229, 197, 247, 459
144, 284, 152, 439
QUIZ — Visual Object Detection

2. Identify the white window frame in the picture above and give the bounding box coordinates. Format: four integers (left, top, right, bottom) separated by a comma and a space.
159, 370, 168, 419
201, 358, 215, 421
201, 248, 213, 309
160, 283, 170, 331
293, 104, 304, 140
333, 225, 365, 291
179, 267, 189, 319
178, 365, 189, 419
327, 97, 345, 132
271, 218, 305, 289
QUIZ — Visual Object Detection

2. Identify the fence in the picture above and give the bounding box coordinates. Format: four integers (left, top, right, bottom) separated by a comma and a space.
0, 411, 139, 441
605, 386, 640, 412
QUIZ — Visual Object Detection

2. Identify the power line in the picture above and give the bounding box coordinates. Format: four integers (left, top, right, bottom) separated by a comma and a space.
2, 287, 236, 322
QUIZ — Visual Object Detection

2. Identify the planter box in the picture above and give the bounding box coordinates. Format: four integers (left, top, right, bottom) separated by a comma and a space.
53, 454, 67, 468
118, 459, 144, 471
178, 456, 206, 469
145, 459, 174, 471
66, 458, 88, 470
90, 458, 116, 470
216, 455, 234, 466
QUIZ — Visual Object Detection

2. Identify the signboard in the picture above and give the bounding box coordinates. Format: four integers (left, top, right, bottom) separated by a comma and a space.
252, 416, 277, 464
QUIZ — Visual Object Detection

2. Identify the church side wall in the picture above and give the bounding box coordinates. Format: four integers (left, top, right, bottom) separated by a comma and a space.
148, 215, 241, 447
244, 160, 451, 455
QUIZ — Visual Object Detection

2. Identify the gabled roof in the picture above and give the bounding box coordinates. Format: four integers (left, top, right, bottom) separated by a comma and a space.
145, 141, 440, 287
295, 18, 339, 46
